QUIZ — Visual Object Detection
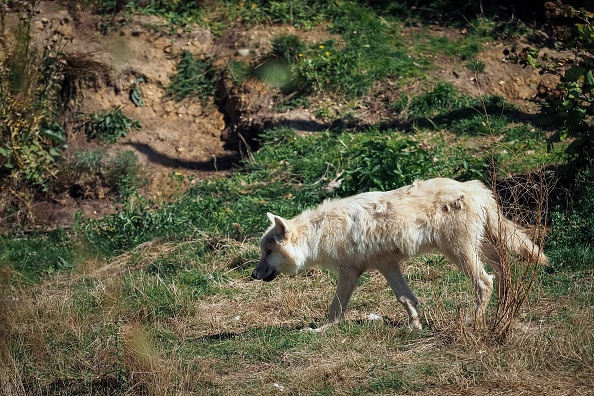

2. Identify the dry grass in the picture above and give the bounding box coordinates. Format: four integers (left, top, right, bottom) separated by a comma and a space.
1, 229, 592, 395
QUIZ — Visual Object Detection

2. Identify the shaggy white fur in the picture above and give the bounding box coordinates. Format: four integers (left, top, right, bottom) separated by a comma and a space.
252, 177, 548, 329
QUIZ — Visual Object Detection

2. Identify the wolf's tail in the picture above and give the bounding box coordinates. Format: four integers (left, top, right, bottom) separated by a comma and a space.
483, 193, 549, 266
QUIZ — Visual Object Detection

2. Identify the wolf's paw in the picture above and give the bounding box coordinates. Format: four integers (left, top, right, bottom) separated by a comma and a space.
301, 323, 335, 333
408, 318, 422, 330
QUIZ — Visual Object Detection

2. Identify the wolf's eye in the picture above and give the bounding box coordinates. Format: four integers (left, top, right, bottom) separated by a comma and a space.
266, 250, 272, 256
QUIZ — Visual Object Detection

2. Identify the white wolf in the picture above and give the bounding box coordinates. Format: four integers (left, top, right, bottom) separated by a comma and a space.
251, 177, 548, 329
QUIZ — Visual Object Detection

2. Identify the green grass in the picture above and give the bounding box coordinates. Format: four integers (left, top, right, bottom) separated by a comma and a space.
0, 229, 77, 283
225, 2, 429, 97
166, 51, 219, 103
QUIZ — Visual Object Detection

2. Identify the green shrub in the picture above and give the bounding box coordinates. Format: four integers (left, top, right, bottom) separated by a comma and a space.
65, 149, 142, 198
271, 34, 306, 64
340, 131, 491, 194
84, 107, 141, 143
228, 60, 253, 84
71, 149, 106, 177
225, 0, 327, 28
0, 14, 67, 192
342, 136, 441, 193
520, 4, 594, 175
0, 229, 76, 282
167, 51, 219, 103
106, 150, 143, 197
248, 2, 427, 97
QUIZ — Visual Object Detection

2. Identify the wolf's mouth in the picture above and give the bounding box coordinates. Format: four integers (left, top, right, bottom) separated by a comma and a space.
262, 270, 279, 282
251, 267, 279, 282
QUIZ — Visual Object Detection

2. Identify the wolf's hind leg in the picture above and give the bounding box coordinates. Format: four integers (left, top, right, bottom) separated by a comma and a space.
481, 241, 508, 301
377, 264, 422, 329
444, 247, 494, 326
328, 267, 361, 323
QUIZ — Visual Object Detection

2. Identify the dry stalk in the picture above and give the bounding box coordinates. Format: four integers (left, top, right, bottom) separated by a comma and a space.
489, 169, 554, 343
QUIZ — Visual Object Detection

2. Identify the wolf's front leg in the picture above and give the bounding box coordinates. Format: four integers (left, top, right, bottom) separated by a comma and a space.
328, 268, 362, 323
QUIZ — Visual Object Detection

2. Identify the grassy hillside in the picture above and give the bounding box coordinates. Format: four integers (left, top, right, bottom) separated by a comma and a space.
1, 1, 593, 395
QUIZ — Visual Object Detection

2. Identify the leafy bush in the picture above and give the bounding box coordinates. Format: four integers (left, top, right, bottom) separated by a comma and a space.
0, 229, 76, 282
167, 51, 219, 103
228, 60, 253, 84
241, 2, 426, 97
84, 107, 141, 143
0, 14, 67, 193
71, 149, 107, 177
340, 131, 491, 194
519, 3, 594, 174
106, 150, 143, 197
342, 136, 442, 193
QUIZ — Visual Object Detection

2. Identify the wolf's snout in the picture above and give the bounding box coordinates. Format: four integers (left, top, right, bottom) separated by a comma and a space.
251, 263, 279, 282
250, 269, 259, 279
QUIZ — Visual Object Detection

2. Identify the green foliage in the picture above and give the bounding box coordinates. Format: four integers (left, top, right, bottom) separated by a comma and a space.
395, 83, 530, 136
466, 59, 486, 73
342, 135, 440, 193
166, 51, 219, 103
71, 148, 107, 176
235, 2, 427, 97
450, 114, 509, 136
520, 3, 594, 173
97, 0, 206, 28
340, 131, 490, 193
129, 77, 144, 107
66, 149, 143, 197
547, 169, 594, 271
83, 107, 141, 143
228, 59, 253, 84
223, 0, 327, 28
0, 229, 76, 283
271, 34, 306, 64
106, 150, 143, 197
0, 15, 67, 192
404, 82, 465, 117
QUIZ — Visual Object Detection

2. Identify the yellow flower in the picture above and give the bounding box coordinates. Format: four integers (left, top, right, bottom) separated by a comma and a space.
325, 51, 330, 56
298, 53, 303, 57
251, 2, 257, 9
319, 45, 324, 49
239, 1, 244, 7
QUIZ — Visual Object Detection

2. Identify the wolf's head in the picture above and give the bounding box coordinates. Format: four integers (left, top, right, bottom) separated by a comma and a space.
251, 212, 300, 282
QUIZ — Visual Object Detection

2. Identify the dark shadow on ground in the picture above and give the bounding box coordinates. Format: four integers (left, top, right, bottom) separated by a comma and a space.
370, 104, 558, 136
126, 142, 242, 171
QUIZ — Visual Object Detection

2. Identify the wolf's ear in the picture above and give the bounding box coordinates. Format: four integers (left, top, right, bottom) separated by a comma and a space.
266, 212, 289, 236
